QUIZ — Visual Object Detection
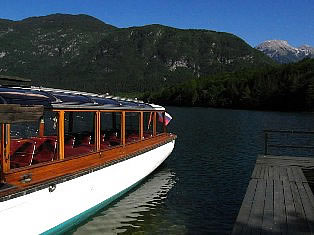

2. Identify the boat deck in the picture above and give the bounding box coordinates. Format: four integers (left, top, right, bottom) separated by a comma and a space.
232, 155, 314, 235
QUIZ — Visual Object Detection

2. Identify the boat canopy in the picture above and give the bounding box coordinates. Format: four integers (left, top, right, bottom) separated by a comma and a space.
0, 86, 164, 111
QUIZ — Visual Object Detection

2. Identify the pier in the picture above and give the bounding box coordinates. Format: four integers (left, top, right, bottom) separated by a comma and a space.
232, 155, 314, 235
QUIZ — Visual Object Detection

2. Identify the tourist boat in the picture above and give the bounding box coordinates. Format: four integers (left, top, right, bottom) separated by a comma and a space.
0, 79, 176, 234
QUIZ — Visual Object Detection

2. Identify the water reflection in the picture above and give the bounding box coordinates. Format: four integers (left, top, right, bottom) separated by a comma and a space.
70, 168, 176, 234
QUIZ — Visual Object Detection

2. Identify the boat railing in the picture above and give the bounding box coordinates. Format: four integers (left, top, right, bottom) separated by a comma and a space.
264, 129, 314, 156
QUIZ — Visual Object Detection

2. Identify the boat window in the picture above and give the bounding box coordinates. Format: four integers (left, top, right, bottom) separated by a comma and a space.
125, 112, 140, 144
156, 112, 165, 135
100, 112, 121, 150
64, 112, 96, 158
143, 112, 153, 139
10, 120, 38, 169
10, 111, 58, 169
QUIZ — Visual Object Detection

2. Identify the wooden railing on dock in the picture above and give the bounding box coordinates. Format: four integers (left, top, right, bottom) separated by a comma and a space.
264, 129, 314, 156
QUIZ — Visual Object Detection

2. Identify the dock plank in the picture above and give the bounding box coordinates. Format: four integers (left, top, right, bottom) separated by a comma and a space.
303, 183, 314, 212
296, 182, 314, 234
260, 166, 266, 179
232, 179, 258, 235
282, 179, 298, 234
279, 167, 289, 181
252, 165, 261, 179
261, 179, 274, 234
244, 179, 266, 234
273, 179, 287, 234
287, 167, 295, 182
233, 155, 314, 235
256, 155, 314, 168
273, 166, 280, 181
296, 167, 307, 182
268, 166, 274, 180
290, 181, 310, 234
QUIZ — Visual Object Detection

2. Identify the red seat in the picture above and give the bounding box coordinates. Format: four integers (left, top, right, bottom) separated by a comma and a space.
109, 134, 120, 146
100, 141, 111, 150
10, 139, 25, 155
32, 139, 57, 164
127, 133, 139, 142
64, 135, 94, 158
143, 132, 153, 138
44, 136, 58, 142
100, 134, 111, 150
65, 135, 75, 147
10, 141, 35, 168
81, 135, 91, 145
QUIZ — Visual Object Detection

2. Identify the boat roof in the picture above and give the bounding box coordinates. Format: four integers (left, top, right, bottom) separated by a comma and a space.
0, 86, 165, 111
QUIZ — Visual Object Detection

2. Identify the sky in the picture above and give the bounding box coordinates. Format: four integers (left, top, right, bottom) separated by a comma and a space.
1, 0, 313, 47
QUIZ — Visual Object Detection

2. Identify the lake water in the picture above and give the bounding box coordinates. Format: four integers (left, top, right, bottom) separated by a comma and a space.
68, 107, 314, 234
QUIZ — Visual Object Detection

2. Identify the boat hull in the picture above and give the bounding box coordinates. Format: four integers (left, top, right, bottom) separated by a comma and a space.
0, 140, 175, 235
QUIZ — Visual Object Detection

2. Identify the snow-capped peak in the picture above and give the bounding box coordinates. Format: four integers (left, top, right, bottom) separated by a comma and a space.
256, 40, 314, 63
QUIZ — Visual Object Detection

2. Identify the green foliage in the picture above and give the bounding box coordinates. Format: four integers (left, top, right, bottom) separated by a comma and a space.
0, 14, 274, 95
146, 58, 314, 111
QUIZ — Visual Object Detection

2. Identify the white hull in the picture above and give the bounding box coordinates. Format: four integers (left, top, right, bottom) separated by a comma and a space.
0, 140, 175, 235
74, 168, 176, 234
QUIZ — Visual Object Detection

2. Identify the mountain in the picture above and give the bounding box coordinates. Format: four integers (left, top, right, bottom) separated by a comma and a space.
0, 14, 274, 94
256, 40, 314, 64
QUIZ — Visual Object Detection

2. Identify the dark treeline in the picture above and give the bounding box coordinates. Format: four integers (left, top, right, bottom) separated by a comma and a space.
144, 58, 314, 111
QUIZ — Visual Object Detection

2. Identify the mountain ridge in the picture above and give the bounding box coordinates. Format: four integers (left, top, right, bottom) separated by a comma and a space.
0, 13, 274, 94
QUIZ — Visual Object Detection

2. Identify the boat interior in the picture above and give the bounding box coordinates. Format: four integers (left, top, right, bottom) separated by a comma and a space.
7, 110, 162, 169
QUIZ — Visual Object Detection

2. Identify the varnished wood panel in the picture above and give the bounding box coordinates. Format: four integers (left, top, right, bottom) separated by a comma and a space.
140, 112, 143, 140
0, 104, 43, 123
2, 134, 175, 193
121, 111, 126, 146
58, 111, 64, 160
95, 111, 101, 151
1, 124, 10, 173
153, 112, 157, 136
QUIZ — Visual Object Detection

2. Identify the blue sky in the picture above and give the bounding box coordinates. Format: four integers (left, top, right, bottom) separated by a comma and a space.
1, 0, 313, 47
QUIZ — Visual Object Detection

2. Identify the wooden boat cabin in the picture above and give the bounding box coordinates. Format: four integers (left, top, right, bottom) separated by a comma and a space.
0, 85, 176, 196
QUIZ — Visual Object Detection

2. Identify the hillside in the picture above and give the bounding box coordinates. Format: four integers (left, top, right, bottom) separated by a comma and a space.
145, 58, 314, 111
0, 14, 274, 94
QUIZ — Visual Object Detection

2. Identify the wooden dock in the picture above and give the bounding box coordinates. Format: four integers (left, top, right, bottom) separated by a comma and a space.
232, 155, 314, 235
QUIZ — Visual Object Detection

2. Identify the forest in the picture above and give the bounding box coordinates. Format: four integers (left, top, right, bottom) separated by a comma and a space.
143, 58, 314, 111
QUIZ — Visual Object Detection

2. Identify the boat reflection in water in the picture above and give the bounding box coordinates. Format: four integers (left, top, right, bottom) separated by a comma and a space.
72, 168, 176, 234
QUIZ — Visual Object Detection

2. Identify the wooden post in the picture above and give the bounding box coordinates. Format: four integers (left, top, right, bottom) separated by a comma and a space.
95, 111, 101, 152
58, 111, 65, 160
140, 112, 143, 140
121, 111, 126, 146
153, 112, 157, 137
39, 116, 45, 137
1, 124, 10, 173
264, 132, 268, 155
